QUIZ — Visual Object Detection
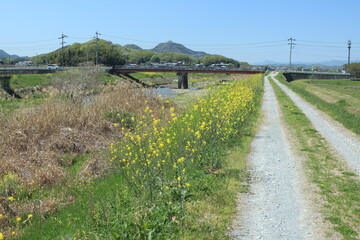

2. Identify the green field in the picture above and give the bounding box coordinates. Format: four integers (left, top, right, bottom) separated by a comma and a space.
294, 79, 360, 115
276, 74, 360, 135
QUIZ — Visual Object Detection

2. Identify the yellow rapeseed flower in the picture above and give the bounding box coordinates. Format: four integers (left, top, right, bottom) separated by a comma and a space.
16, 217, 21, 222
7, 196, 15, 201
0, 232, 3, 240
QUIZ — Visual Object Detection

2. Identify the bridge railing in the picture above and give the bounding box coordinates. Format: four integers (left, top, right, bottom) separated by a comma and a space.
112, 65, 265, 72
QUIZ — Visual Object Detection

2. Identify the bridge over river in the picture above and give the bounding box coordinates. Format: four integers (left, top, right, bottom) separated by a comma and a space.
0, 65, 265, 98
110, 65, 265, 89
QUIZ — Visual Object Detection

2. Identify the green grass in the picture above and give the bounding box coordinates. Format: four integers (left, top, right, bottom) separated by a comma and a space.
181, 78, 263, 239
0, 94, 47, 113
306, 79, 360, 87
276, 74, 360, 136
131, 72, 176, 79
9, 74, 52, 89
270, 74, 360, 239
16, 75, 264, 240
97, 72, 122, 84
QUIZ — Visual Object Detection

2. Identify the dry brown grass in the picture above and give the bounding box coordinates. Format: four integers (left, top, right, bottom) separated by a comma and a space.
0, 79, 170, 219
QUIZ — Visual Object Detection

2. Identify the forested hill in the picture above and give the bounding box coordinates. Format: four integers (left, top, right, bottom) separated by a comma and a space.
28, 39, 248, 67
151, 41, 209, 58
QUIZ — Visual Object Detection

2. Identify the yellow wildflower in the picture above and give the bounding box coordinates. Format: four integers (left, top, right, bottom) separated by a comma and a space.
7, 196, 15, 201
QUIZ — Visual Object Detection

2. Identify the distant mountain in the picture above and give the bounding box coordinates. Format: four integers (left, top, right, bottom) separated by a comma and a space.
151, 41, 209, 58
254, 60, 283, 66
123, 44, 143, 50
0, 49, 22, 59
254, 59, 360, 67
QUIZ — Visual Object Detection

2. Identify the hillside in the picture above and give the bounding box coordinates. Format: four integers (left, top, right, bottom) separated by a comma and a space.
123, 44, 143, 50
0, 49, 21, 59
23, 39, 246, 67
151, 41, 209, 58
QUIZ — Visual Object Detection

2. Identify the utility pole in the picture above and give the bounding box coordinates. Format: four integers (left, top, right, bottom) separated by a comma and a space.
94, 31, 101, 65
347, 40, 352, 66
58, 33, 68, 66
288, 37, 295, 70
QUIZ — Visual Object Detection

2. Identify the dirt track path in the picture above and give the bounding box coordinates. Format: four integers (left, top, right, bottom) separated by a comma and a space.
271, 72, 360, 175
231, 74, 320, 239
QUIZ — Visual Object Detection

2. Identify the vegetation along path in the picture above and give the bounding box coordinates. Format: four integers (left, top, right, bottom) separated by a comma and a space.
231, 73, 320, 239
271, 72, 360, 175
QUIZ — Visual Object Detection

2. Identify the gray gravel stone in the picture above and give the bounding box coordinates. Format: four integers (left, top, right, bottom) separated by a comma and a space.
231, 75, 316, 239
272, 73, 360, 175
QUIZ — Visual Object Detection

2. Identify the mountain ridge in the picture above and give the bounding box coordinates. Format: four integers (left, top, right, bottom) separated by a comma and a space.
150, 41, 209, 58
254, 59, 360, 67
0, 49, 22, 59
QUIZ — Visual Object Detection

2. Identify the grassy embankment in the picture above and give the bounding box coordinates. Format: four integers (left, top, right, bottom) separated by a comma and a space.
1, 69, 167, 238
0, 72, 263, 239
270, 75, 360, 239
275, 74, 360, 135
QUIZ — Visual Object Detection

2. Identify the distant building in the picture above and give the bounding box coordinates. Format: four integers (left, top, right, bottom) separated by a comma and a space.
15, 61, 33, 66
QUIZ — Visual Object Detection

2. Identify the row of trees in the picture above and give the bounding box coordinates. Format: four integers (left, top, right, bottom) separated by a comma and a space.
28, 39, 249, 67
345, 63, 360, 76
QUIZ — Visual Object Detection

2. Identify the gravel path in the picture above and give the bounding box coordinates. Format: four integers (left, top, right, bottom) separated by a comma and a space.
231, 75, 319, 239
271, 72, 360, 175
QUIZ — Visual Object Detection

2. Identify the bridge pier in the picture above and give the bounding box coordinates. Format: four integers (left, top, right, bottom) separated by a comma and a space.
0, 76, 21, 98
177, 72, 188, 89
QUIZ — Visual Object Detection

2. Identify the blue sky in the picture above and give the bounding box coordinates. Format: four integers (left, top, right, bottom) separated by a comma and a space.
1, 0, 360, 64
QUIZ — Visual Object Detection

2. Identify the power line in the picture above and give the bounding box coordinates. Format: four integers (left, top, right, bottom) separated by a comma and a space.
102, 34, 288, 47
288, 37, 296, 69
296, 39, 344, 44
297, 44, 343, 49
0, 39, 58, 44
58, 33, 68, 66
348, 40, 351, 65
178, 40, 288, 47
94, 31, 101, 65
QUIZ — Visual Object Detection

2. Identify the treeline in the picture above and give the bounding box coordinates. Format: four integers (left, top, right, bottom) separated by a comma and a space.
28, 39, 249, 67
345, 62, 360, 77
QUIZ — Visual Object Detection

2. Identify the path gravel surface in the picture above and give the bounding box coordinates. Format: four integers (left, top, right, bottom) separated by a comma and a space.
231, 75, 319, 239
271, 72, 360, 175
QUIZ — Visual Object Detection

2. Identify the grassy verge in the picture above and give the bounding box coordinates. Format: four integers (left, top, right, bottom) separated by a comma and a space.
290, 79, 360, 115
181, 77, 263, 239
270, 75, 360, 239
12, 75, 263, 239
275, 73, 360, 135
9, 74, 52, 89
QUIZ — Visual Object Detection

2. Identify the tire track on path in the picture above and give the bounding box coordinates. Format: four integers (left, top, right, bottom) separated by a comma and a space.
271, 72, 360, 175
231, 75, 319, 239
